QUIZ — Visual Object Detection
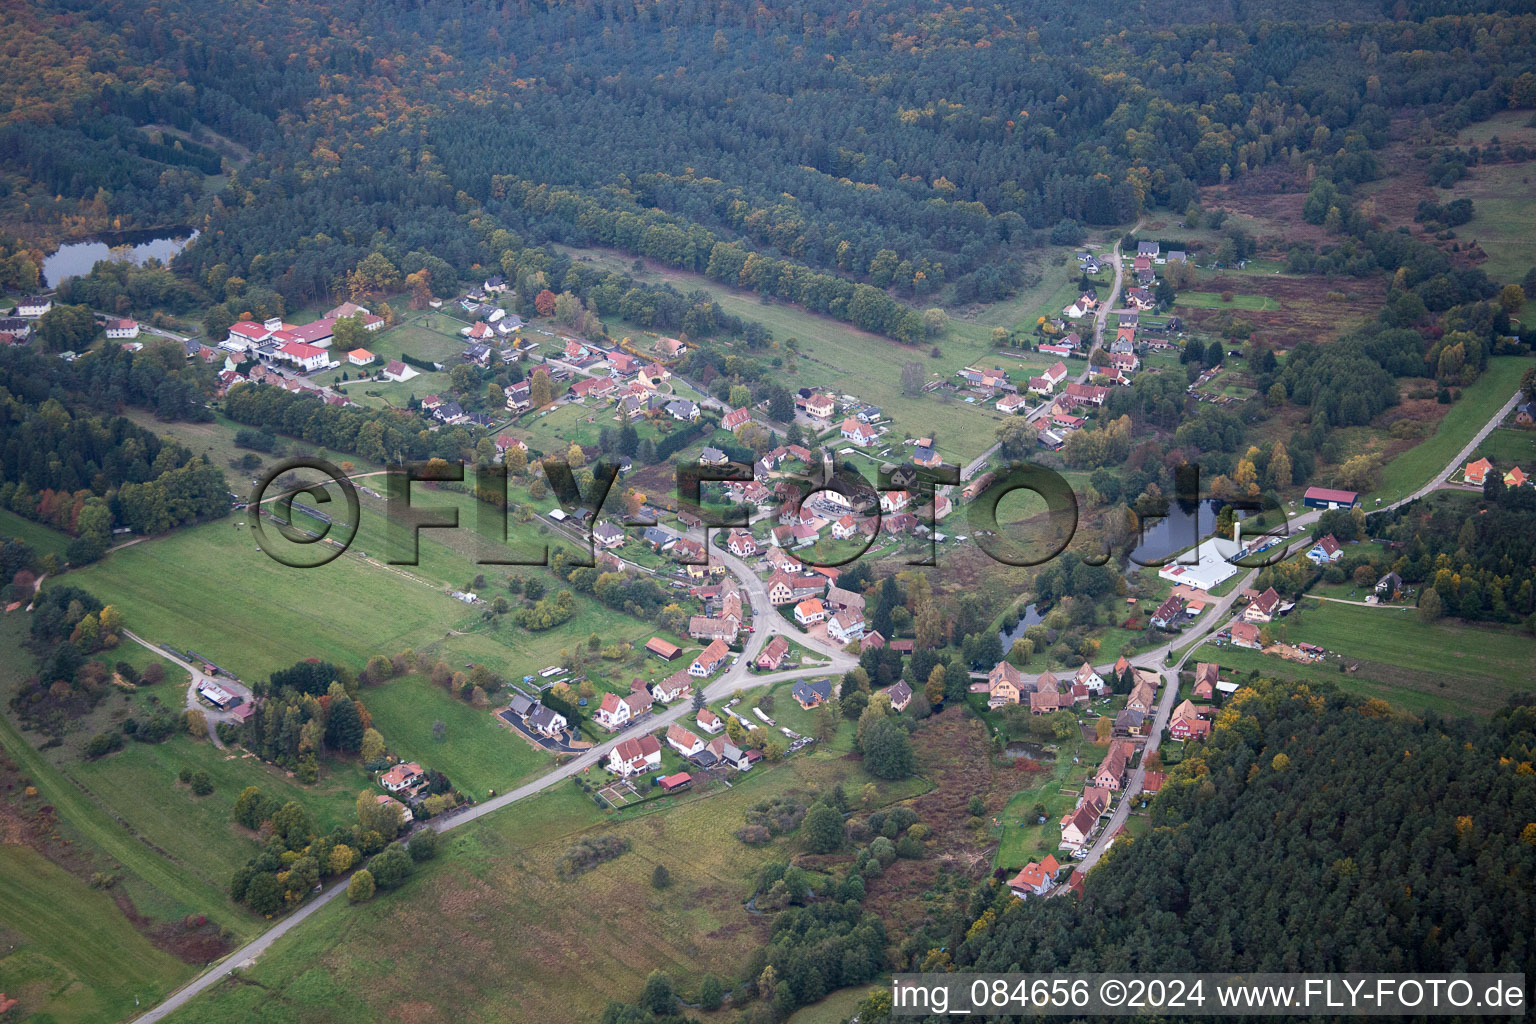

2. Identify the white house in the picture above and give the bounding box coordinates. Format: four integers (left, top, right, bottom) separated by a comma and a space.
276, 341, 329, 372
666, 723, 705, 757
1074, 662, 1105, 694
382, 360, 417, 383
607, 735, 662, 777
17, 296, 52, 318
827, 609, 865, 644
595, 691, 633, 730
347, 348, 376, 366
104, 318, 140, 340
840, 417, 878, 446
1306, 534, 1344, 565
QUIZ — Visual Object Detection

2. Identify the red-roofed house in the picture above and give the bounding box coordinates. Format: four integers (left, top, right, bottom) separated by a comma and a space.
840, 417, 878, 446
276, 341, 329, 372
1231, 621, 1262, 649
607, 734, 662, 776
689, 639, 731, 678
595, 691, 634, 731
380, 762, 425, 793
666, 723, 705, 757
697, 707, 724, 734
1243, 587, 1281, 623
756, 635, 790, 670
722, 407, 750, 431
1007, 854, 1061, 898
1464, 457, 1493, 486
794, 598, 827, 626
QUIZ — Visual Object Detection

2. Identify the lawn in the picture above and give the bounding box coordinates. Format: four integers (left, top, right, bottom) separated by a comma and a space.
0, 507, 71, 560
1449, 160, 1536, 285
558, 244, 1009, 463
362, 673, 554, 800
1193, 598, 1535, 716
0, 845, 190, 1024
161, 742, 926, 1024
1174, 290, 1282, 311
1372, 357, 1530, 503
991, 729, 1098, 870
66, 482, 658, 686
1471, 426, 1536, 471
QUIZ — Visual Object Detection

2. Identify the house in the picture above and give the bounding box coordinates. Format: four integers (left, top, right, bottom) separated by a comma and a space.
1306, 534, 1343, 565
688, 616, 739, 643
827, 609, 865, 644
793, 679, 833, 709
657, 336, 688, 358
1027, 375, 1056, 396
726, 530, 760, 558
756, 635, 790, 670
666, 723, 705, 757
1126, 675, 1158, 714
840, 417, 878, 446
593, 522, 626, 549
653, 672, 693, 704
1505, 466, 1529, 488
380, 761, 425, 793
347, 347, 377, 366
831, 514, 859, 540
494, 434, 528, 461
526, 704, 567, 739
642, 527, 677, 552
646, 637, 682, 661
17, 295, 52, 318
697, 707, 725, 734
104, 318, 140, 340
666, 399, 700, 422
1094, 741, 1131, 790
383, 360, 416, 383
995, 392, 1028, 414
276, 341, 329, 372
706, 736, 753, 771
1043, 361, 1069, 386
1244, 587, 1281, 623
887, 681, 913, 712
1137, 241, 1160, 258
804, 392, 835, 420
1150, 595, 1186, 629
1231, 621, 1262, 649
673, 538, 706, 563
1169, 701, 1211, 740
720, 407, 751, 432
1007, 854, 1060, 898
595, 692, 634, 730
1193, 662, 1220, 700
987, 660, 1023, 707
1110, 351, 1140, 373
1064, 383, 1109, 407
860, 630, 886, 653
912, 446, 943, 468
1133, 255, 1151, 273
1375, 572, 1403, 600
690, 639, 731, 678
766, 572, 796, 605
1061, 803, 1099, 847
504, 379, 531, 411
794, 598, 827, 626
227, 320, 273, 349
1030, 687, 1062, 714
326, 300, 370, 320
1113, 708, 1145, 737
1074, 662, 1104, 693
1464, 457, 1493, 486
1166, 250, 1187, 264
880, 490, 910, 514
1302, 486, 1358, 510
608, 735, 663, 777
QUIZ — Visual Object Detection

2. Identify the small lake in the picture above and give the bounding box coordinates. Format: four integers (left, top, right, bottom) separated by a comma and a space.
1004, 740, 1056, 761
997, 602, 1045, 649
44, 228, 198, 287
1128, 497, 1229, 566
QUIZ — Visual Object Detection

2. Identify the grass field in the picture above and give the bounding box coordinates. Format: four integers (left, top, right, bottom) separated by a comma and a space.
0, 845, 189, 1024
1194, 598, 1535, 715
1452, 161, 1536, 286
67, 481, 656, 686
991, 727, 1099, 869
1372, 357, 1530, 502
1471, 426, 1536, 471
0, 507, 71, 560
559, 245, 1009, 462
362, 673, 553, 799
162, 742, 926, 1024
1175, 290, 1282, 311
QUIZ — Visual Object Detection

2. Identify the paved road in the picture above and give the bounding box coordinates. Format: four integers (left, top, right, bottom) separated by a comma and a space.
127, 535, 853, 1024
1060, 383, 1523, 878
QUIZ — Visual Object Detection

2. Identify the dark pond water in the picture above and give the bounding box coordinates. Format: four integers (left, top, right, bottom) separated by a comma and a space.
997, 602, 1045, 649
1128, 497, 1228, 566
1004, 741, 1056, 761
43, 228, 198, 287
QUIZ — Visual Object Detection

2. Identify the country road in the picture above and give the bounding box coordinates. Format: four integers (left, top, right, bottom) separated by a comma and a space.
127, 369, 1522, 1018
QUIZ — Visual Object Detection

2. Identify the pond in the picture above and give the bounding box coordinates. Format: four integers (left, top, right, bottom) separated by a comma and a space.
997, 602, 1045, 649
43, 228, 199, 287
1003, 740, 1056, 761
1127, 497, 1230, 566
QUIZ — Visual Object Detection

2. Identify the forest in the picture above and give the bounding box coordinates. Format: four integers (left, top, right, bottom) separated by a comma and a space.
912, 681, 1536, 989
4, 0, 1536, 339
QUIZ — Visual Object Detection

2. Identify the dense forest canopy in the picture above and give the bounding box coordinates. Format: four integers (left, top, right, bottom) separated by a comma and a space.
4, 0, 1536, 324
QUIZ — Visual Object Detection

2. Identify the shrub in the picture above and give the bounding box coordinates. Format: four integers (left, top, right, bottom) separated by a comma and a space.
652, 864, 671, 889
84, 731, 123, 759
189, 770, 214, 796
557, 835, 631, 878
409, 829, 439, 862
347, 869, 376, 902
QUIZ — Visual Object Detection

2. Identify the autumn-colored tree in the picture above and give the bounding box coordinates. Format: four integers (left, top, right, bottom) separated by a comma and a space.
529, 369, 554, 409
534, 289, 558, 316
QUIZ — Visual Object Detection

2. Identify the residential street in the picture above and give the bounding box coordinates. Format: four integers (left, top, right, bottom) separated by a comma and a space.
128, 376, 1522, 1020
